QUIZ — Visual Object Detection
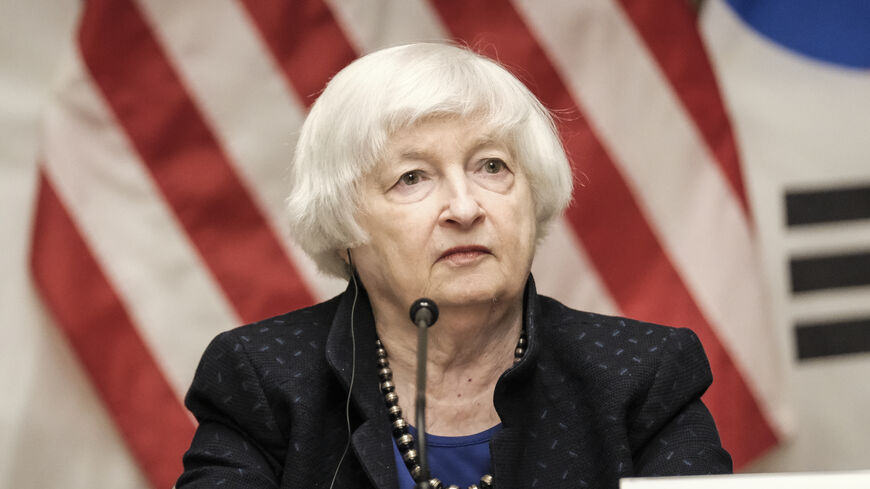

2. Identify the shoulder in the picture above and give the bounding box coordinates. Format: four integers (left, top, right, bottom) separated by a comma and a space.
534, 295, 712, 400
527, 295, 730, 473
535, 294, 705, 362
196, 294, 344, 389
216, 294, 342, 351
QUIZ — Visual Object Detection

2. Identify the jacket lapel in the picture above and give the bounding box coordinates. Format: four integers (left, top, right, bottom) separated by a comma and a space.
492, 276, 604, 488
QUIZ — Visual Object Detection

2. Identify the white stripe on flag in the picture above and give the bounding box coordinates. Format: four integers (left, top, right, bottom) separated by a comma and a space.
43, 48, 240, 398
790, 286, 870, 326
326, 0, 448, 53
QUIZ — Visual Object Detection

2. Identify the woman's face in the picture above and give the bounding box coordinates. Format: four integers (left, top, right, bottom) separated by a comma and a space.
350, 117, 538, 316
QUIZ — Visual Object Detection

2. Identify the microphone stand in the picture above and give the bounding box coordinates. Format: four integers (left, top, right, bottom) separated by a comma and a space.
410, 299, 438, 489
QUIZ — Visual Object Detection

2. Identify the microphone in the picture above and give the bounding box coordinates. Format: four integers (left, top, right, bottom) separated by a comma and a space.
409, 298, 438, 488
410, 298, 438, 327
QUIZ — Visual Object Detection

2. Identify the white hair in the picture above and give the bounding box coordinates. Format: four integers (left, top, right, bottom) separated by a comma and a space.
287, 42, 573, 279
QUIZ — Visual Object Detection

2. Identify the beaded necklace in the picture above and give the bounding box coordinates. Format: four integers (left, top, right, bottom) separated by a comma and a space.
375, 330, 527, 489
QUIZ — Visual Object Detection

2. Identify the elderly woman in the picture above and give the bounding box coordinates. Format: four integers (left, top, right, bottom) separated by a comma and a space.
176, 43, 731, 489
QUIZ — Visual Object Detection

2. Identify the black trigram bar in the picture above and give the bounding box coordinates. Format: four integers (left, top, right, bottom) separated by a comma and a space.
795, 317, 870, 360
790, 251, 870, 293
786, 184, 870, 226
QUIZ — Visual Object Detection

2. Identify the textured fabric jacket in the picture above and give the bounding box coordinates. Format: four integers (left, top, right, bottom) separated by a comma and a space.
176, 277, 732, 488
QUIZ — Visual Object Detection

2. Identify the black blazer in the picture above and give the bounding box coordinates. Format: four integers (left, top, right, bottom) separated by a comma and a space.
176, 277, 731, 488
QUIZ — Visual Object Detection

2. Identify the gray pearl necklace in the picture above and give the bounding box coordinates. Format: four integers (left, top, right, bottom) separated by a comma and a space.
375, 330, 527, 489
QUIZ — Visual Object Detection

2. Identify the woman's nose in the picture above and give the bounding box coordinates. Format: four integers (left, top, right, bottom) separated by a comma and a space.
441, 177, 484, 228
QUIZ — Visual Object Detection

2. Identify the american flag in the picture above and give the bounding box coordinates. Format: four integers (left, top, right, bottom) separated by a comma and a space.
30, 0, 788, 487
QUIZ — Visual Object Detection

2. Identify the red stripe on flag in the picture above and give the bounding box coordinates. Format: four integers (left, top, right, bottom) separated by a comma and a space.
239, 0, 357, 107
30, 173, 194, 489
77, 0, 315, 323
430, 0, 776, 467
617, 0, 751, 216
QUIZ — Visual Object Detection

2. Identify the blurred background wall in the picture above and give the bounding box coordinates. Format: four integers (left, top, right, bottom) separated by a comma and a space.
1, 0, 868, 487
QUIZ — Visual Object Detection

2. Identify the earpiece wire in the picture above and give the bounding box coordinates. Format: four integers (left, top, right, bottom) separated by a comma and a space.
328, 250, 358, 489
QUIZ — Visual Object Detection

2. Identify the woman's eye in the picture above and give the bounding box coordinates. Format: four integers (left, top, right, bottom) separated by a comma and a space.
483, 158, 506, 174
385, 169, 431, 202
399, 171, 422, 186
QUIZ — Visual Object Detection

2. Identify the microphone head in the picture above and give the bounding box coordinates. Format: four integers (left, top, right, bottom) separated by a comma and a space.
410, 298, 439, 327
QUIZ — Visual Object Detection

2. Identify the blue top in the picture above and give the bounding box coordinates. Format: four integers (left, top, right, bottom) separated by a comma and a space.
392, 424, 501, 489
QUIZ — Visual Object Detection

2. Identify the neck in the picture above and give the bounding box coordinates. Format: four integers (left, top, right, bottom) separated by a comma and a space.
373, 297, 524, 435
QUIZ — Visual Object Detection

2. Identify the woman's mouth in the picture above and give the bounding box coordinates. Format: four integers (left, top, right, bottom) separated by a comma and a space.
438, 246, 492, 265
